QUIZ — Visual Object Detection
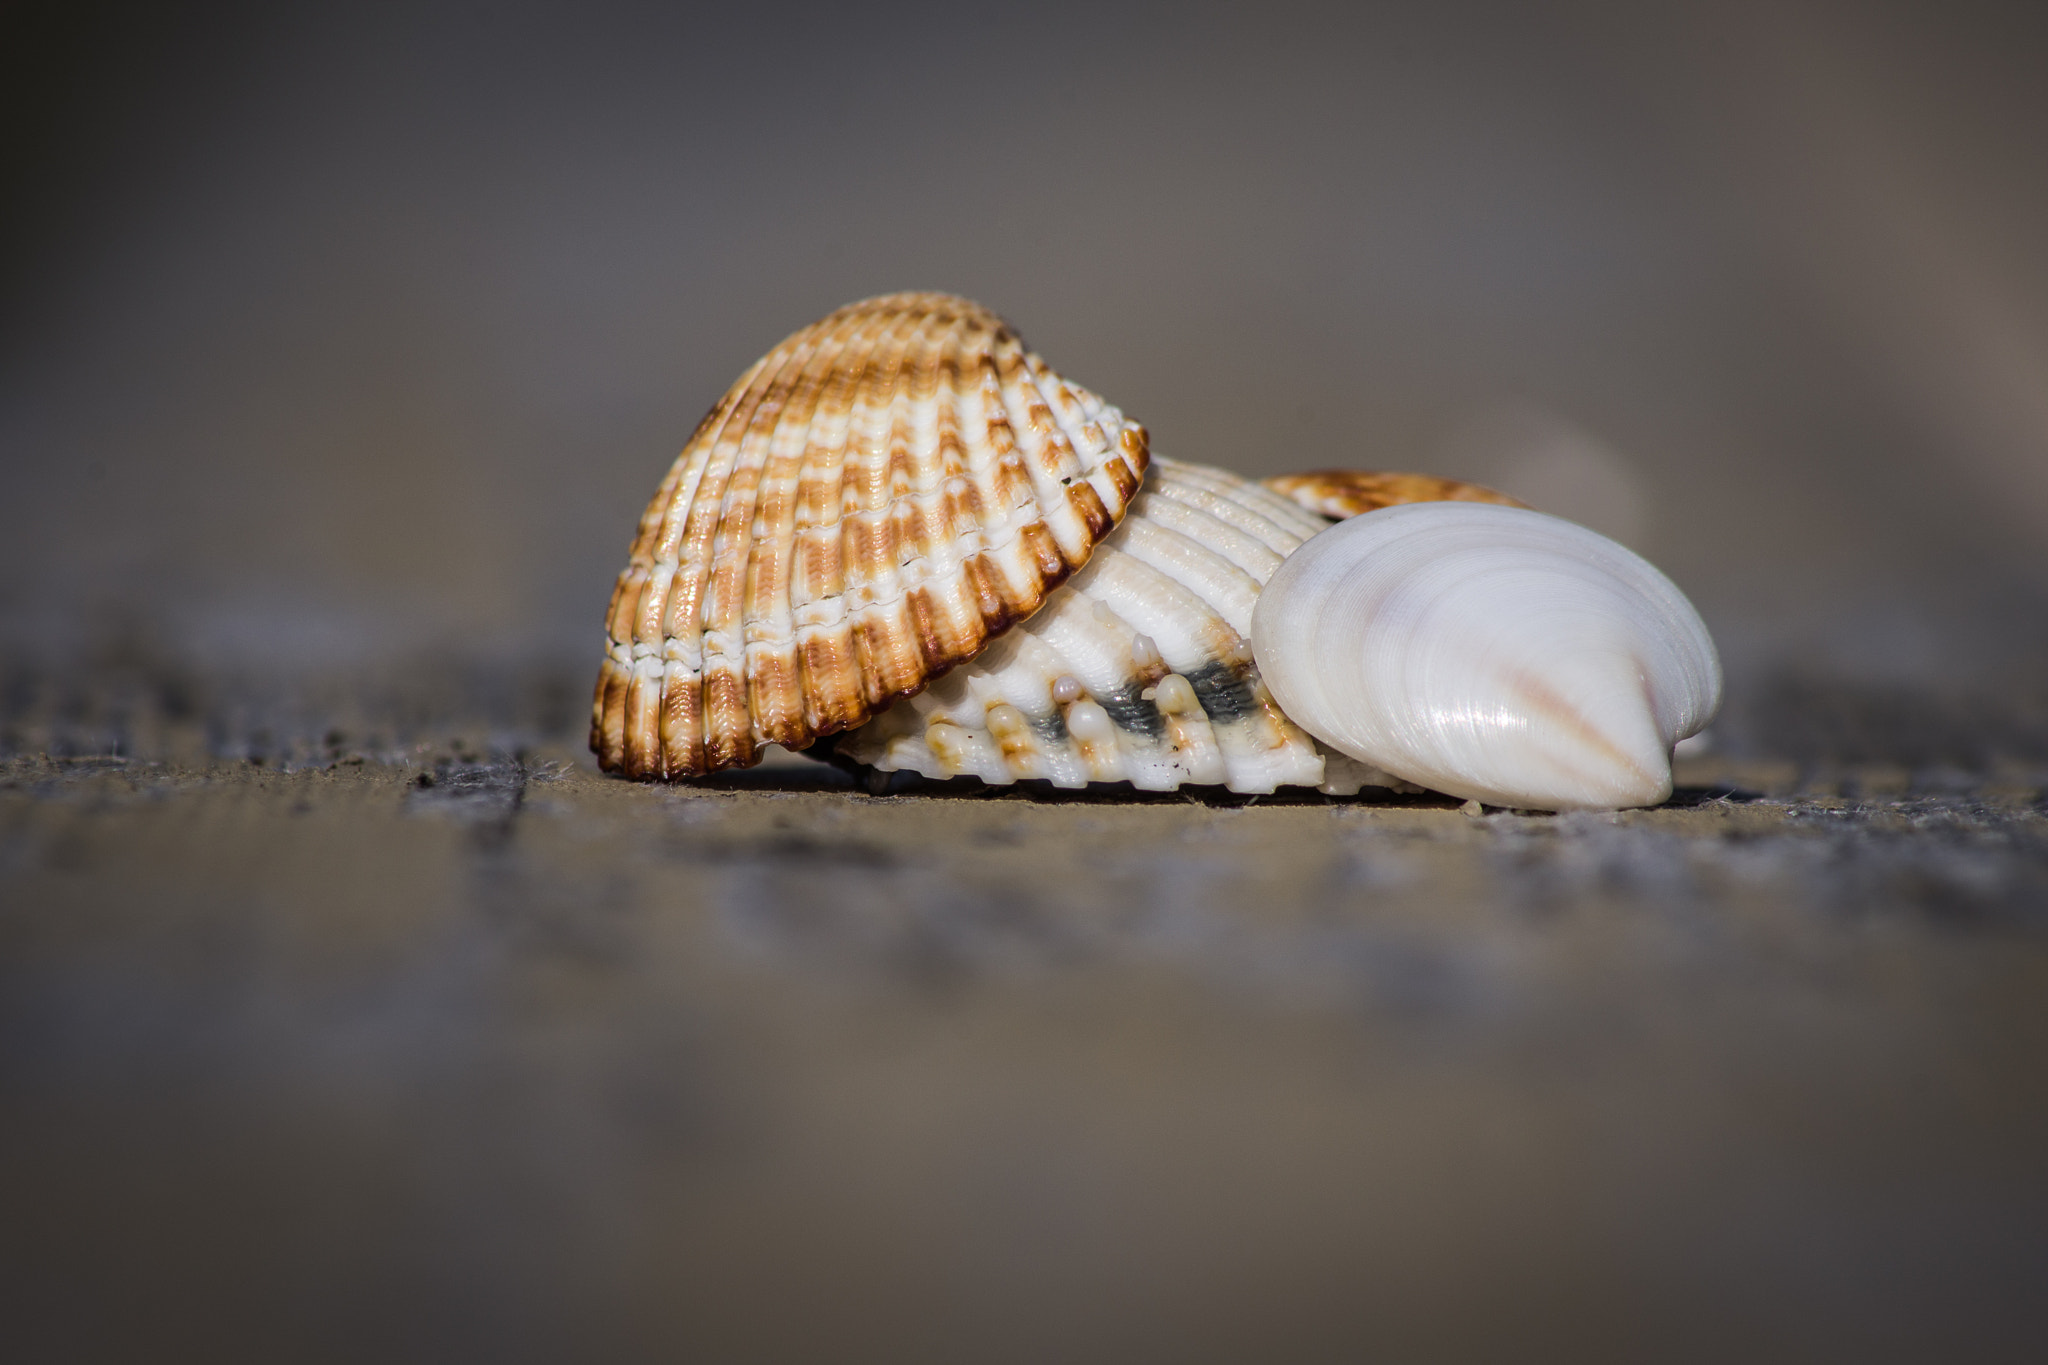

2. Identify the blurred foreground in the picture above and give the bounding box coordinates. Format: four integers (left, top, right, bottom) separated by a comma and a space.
3, 654, 2046, 1363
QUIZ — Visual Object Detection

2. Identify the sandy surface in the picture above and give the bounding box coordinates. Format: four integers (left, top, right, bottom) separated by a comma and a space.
5, 721, 2045, 1362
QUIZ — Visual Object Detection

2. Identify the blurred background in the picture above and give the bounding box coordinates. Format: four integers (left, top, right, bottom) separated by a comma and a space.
5, 3, 2048, 1361
4, 0, 2046, 755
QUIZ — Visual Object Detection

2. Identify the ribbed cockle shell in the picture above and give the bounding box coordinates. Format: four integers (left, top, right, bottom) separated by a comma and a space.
592, 293, 1149, 778
831, 459, 1521, 795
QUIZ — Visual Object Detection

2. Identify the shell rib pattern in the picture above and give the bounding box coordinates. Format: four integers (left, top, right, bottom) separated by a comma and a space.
833, 458, 1420, 795
1263, 469, 1525, 520
592, 293, 1150, 778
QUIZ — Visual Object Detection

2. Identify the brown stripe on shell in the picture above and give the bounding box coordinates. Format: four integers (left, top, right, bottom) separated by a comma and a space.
747, 647, 807, 750
593, 292, 1149, 777
607, 314, 830, 776
831, 459, 1332, 793
1066, 480, 1113, 542
1101, 448, 1142, 504
604, 565, 644, 643
832, 457, 1537, 794
631, 564, 675, 645
698, 321, 856, 745
701, 665, 753, 771
742, 307, 863, 644
1014, 520, 1068, 585
853, 603, 924, 704
624, 663, 663, 776
659, 660, 704, 776
629, 392, 732, 565
1262, 469, 1525, 520
798, 632, 864, 735
594, 655, 630, 773
905, 587, 948, 672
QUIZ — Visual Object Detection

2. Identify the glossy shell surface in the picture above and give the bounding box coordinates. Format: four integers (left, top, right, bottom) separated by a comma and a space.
1251, 502, 1723, 810
592, 293, 1150, 778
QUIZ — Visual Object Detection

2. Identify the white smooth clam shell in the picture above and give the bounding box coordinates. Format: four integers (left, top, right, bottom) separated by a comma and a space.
1250, 503, 1722, 811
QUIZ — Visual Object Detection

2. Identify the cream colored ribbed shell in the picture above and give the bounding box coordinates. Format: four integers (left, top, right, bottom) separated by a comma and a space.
831, 459, 1418, 795
592, 293, 1149, 778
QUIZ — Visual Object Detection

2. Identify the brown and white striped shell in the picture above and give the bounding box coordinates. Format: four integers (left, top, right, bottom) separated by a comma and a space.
592, 293, 1149, 778
830, 459, 1340, 792
831, 459, 1516, 793
1264, 469, 1524, 520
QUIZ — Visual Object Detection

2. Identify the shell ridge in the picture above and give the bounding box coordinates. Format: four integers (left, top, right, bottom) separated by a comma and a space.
996, 338, 1093, 562
592, 357, 769, 765
1069, 550, 1252, 684
1111, 517, 1264, 636
1146, 463, 1321, 547
1123, 490, 1288, 585
974, 630, 1093, 787
739, 307, 877, 750
637, 329, 825, 775
838, 306, 932, 704
1261, 469, 1525, 521
832, 461, 1328, 793
890, 316, 987, 665
693, 319, 849, 771
789, 332, 1119, 711
786, 307, 889, 736
1094, 552, 1321, 793
1009, 591, 1163, 784
1152, 458, 1327, 541
638, 365, 764, 567
665, 332, 824, 635
790, 299, 912, 729
595, 292, 1150, 774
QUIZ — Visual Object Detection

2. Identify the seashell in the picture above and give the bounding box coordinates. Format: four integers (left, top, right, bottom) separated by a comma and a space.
591, 292, 1150, 778
1262, 469, 1525, 519
831, 455, 1555, 796
830, 456, 1420, 794
592, 293, 1721, 810
1250, 502, 1722, 810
